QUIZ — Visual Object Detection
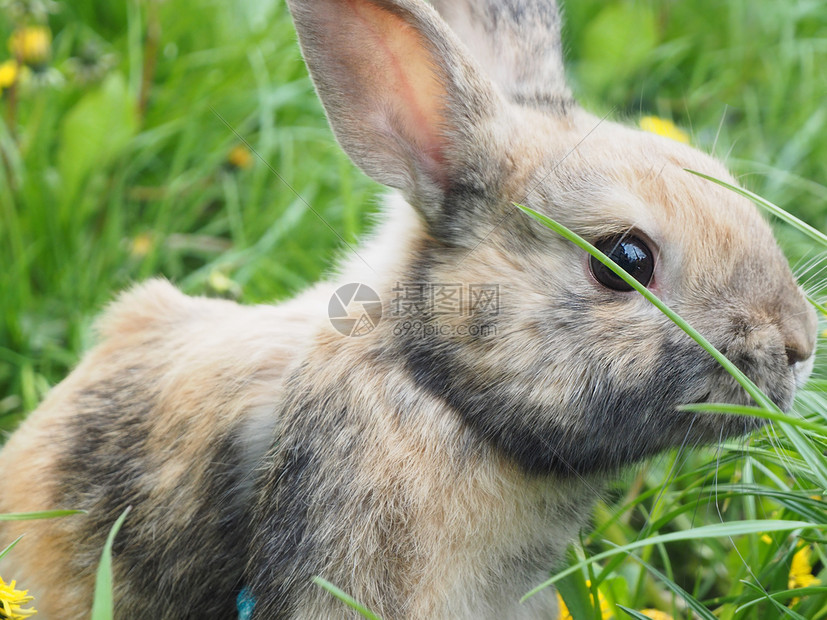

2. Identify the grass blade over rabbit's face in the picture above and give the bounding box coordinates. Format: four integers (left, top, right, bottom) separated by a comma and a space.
0, 0, 817, 618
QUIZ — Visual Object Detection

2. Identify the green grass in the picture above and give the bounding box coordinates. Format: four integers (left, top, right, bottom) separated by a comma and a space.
1, 0, 826, 618
90, 507, 130, 620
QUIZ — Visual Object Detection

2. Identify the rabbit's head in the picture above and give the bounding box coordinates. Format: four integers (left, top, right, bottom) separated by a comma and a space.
287, 0, 817, 475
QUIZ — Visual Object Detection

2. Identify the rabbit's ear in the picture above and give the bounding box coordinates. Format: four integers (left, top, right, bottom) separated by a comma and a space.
430, 0, 574, 112
287, 0, 506, 223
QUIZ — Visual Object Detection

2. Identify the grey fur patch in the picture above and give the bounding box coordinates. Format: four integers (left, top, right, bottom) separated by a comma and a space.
57, 374, 253, 618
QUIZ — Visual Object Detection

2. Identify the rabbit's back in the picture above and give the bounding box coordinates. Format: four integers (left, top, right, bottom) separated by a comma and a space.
0, 0, 819, 616
0, 279, 322, 618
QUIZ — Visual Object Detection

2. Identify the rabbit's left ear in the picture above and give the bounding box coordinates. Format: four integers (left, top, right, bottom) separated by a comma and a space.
287, 0, 508, 232
430, 0, 574, 112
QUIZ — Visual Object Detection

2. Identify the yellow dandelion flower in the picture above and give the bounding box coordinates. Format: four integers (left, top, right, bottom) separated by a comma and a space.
556, 592, 572, 620
0, 60, 18, 91
8, 25, 51, 69
130, 233, 153, 258
0, 576, 37, 619
789, 545, 821, 590
640, 116, 690, 144
761, 534, 773, 544
227, 144, 254, 170
597, 589, 612, 617
207, 270, 241, 298
639, 610, 674, 620
555, 583, 613, 619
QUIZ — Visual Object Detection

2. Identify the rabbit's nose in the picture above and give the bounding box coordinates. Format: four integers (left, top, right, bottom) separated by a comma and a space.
786, 344, 809, 366
777, 286, 818, 367
784, 323, 816, 366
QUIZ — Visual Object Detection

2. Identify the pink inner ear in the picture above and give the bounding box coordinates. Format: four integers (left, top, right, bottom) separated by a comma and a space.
347, 0, 449, 185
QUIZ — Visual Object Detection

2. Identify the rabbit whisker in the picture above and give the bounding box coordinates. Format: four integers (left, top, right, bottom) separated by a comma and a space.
711, 104, 728, 157
637, 413, 698, 539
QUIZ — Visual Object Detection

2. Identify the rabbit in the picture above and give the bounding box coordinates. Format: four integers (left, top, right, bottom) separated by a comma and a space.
0, 0, 818, 617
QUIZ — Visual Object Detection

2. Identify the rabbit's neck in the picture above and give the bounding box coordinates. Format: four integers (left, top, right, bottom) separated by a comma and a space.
249, 332, 599, 618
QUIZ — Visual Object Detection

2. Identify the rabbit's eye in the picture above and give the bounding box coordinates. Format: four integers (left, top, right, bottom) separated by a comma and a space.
590, 235, 655, 292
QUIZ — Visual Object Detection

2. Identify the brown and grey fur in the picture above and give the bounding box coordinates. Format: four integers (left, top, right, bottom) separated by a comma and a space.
0, 0, 817, 618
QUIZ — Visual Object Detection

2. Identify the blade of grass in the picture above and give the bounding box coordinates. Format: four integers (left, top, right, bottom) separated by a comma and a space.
780, 422, 827, 491
678, 403, 827, 435
613, 542, 724, 620
739, 579, 808, 619
737, 586, 827, 611
806, 293, 827, 316
686, 170, 827, 248
689, 484, 827, 524
556, 543, 594, 620
312, 576, 383, 620
0, 535, 24, 562
522, 520, 818, 600
618, 606, 659, 620
0, 509, 85, 521
91, 506, 131, 620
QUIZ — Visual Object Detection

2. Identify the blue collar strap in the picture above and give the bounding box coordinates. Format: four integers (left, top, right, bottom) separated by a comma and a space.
237, 587, 256, 620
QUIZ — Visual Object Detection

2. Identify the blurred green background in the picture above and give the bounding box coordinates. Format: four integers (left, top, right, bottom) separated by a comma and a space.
1, 1, 826, 617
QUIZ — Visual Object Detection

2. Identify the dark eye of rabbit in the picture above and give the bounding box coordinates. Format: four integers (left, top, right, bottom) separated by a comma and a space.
590, 234, 655, 291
